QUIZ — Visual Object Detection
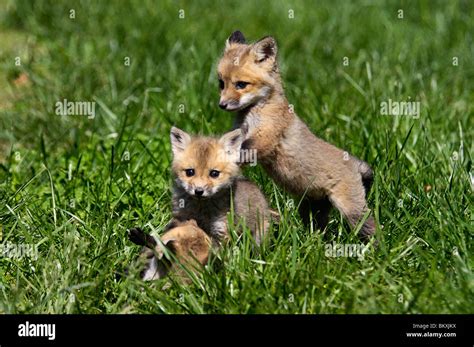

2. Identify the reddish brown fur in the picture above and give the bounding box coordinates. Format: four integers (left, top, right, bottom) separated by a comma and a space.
218, 32, 376, 242
135, 220, 212, 282
172, 135, 240, 198
170, 127, 279, 245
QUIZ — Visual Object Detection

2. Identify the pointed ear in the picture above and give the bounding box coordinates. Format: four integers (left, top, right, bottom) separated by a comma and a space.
156, 237, 177, 259
163, 239, 178, 260
226, 30, 246, 49
163, 238, 176, 246
170, 126, 191, 155
219, 128, 243, 154
251, 36, 277, 63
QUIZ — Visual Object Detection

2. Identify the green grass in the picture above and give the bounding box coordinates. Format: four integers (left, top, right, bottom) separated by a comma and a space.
0, 0, 472, 314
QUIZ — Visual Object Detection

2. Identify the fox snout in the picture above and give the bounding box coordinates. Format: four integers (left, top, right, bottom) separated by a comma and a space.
219, 96, 239, 111
186, 183, 209, 198
219, 100, 228, 110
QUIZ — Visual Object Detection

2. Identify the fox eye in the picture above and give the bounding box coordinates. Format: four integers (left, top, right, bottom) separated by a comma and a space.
235, 81, 249, 90
218, 79, 224, 90
185, 169, 195, 177
209, 170, 220, 178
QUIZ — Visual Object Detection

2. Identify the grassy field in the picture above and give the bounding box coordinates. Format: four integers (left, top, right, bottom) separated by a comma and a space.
0, 0, 472, 314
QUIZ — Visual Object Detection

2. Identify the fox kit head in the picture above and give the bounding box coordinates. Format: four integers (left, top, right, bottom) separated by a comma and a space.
170, 127, 243, 198
217, 31, 280, 112
130, 220, 211, 281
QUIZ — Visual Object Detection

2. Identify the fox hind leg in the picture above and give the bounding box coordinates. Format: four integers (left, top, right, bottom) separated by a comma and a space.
298, 197, 332, 231
329, 183, 376, 243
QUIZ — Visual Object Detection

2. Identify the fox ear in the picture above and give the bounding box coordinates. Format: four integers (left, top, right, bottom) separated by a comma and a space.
226, 30, 246, 48
163, 238, 176, 246
219, 128, 243, 155
170, 126, 191, 155
251, 36, 277, 63
156, 237, 177, 259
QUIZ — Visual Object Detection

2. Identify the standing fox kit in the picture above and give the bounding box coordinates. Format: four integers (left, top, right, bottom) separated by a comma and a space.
217, 31, 375, 241
170, 126, 278, 245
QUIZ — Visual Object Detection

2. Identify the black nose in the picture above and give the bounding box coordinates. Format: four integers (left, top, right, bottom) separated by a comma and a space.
195, 188, 204, 196
219, 102, 227, 110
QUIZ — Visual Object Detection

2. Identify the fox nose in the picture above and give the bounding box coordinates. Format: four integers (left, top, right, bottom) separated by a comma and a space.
219, 102, 228, 110
194, 188, 204, 196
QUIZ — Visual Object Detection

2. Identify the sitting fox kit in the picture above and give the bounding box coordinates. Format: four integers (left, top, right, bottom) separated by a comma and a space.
170, 126, 277, 245
128, 127, 277, 281
217, 31, 375, 241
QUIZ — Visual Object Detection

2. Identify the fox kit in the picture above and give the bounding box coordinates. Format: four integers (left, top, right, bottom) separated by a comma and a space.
170, 126, 278, 245
128, 219, 211, 281
217, 31, 375, 241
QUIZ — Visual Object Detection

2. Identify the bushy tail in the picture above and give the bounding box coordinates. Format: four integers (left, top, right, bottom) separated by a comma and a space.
356, 159, 374, 196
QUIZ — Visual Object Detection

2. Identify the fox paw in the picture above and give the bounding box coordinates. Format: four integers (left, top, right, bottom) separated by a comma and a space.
128, 227, 157, 248
128, 227, 147, 246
